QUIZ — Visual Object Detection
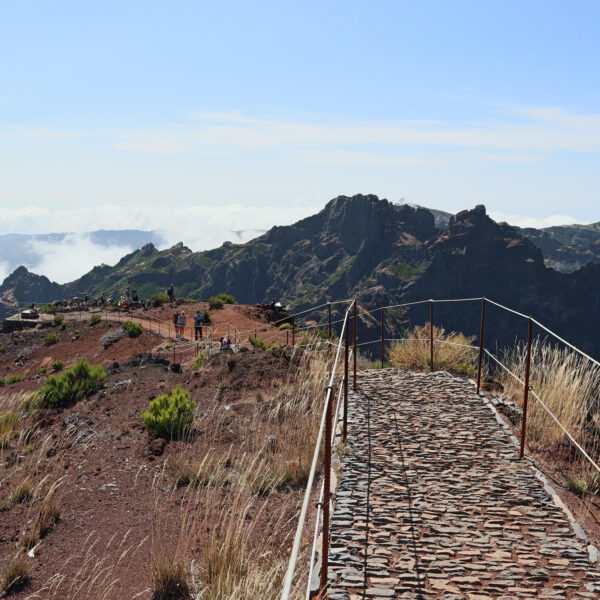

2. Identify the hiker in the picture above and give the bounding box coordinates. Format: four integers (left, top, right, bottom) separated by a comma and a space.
220, 335, 231, 348
132, 288, 139, 302
194, 311, 204, 340
177, 312, 187, 338
125, 287, 130, 299
100, 294, 107, 306
167, 284, 175, 305
173, 311, 180, 337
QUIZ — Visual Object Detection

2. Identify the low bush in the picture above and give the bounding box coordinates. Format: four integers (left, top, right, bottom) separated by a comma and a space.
43, 333, 60, 346
141, 386, 195, 438
53, 314, 64, 326
201, 309, 211, 324
36, 359, 106, 408
248, 334, 268, 349
38, 366, 47, 374
89, 313, 101, 326
41, 303, 57, 315
0, 379, 4, 388
208, 296, 224, 310
191, 353, 209, 370
151, 293, 170, 307
215, 293, 237, 305
52, 360, 64, 372
6, 374, 24, 384
278, 322, 292, 330
122, 320, 142, 338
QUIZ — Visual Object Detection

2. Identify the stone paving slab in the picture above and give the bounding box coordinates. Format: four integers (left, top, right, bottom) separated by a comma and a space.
327, 370, 600, 600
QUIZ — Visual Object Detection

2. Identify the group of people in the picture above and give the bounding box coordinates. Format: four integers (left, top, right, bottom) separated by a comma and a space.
172, 309, 206, 340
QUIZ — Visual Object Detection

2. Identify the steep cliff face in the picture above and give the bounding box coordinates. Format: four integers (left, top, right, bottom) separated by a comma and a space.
1, 195, 599, 358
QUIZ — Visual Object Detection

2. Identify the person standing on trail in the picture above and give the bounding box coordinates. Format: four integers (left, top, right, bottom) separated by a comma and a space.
194, 311, 204, 340
173, 311, 180, 337
167, 284, 175, 305
177, 312, 187, 338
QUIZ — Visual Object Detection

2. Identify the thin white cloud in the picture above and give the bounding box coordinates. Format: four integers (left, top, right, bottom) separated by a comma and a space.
489, 211, 587, 229
110, 106, 600, 155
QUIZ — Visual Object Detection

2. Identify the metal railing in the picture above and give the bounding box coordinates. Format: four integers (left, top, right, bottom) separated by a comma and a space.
280, 295, 600, 599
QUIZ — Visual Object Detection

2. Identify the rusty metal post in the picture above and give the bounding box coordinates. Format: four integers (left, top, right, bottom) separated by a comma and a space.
343, 316, 349, 443
321, 385, 333, 594
292, 317, 295, 346
328, 303, 332, 340
476, 298, 486, 394
380, 307, 385, 368
520, 318, 533, 459
353, 301, 357, 391
286, 330, 289, 345
429, 300, 434, 372
173, 346, 176, 364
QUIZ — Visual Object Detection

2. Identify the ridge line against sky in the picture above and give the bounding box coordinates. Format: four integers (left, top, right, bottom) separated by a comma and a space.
1, 0, 598, 241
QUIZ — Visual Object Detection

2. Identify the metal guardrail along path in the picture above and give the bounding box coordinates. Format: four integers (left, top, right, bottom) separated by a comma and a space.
325, 370, 600, 599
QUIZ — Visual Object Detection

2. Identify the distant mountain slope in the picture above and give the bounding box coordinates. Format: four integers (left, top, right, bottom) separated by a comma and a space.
1, 195, 599, 358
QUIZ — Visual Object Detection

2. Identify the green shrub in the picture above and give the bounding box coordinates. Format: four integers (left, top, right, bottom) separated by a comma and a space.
36, 359, 106, 408
201, 309, 211, 324
122, 320, 142, 338
89, 314, 101, 326
267, 343, 280, 352
43, 333, 60, 346
41, 303, 57, 315
6, 374, 24, 385
0, 379, 4, 388
215, 293, 237, 305
151, 293, 170, 307
38, 366, 47, 375
278, 322, 292, 330
248, 335, 268, 350
191, 353, 208, 371
61, 323, 67, 331
52, 360, 64, 372
53, 315, 64, 327
141, 386, 195, 438
208, 296, 224, 310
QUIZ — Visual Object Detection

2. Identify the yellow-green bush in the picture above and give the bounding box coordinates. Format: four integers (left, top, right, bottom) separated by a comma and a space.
141, 386, 195, 438
122, 320, 142, 337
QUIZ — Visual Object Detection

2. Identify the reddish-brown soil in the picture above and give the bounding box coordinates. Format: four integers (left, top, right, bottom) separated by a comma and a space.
0, 307, 309, 599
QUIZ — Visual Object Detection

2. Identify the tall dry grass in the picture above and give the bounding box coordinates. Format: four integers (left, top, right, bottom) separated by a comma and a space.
388, 323, 479, 375
500, 339, 600, 448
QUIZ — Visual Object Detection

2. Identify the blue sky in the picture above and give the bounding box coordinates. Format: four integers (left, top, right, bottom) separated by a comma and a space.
1, 0, 599, 247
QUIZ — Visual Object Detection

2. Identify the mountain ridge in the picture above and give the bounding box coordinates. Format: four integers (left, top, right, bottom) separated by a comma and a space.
2, 195, 600, 358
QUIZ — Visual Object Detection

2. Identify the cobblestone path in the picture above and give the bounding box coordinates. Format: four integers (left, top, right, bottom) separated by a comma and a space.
327, 370, 600, 600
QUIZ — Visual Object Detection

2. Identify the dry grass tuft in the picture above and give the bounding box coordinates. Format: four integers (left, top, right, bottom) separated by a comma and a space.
388, 323, 479, 375
10, 480, 33, 505
0, 552, 30, 593
500, 339, 600, 448
149, 556, 190, 600
169, 450, 232, 489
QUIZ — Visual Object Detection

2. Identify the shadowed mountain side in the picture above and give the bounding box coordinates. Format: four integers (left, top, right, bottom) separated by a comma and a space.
1, 195, 599, 358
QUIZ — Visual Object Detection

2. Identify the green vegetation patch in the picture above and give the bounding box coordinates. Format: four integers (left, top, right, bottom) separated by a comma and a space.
36, 359, 106, 409
122, 320, 143, 338
387, 262, 425, 280
141, 386, 195, 438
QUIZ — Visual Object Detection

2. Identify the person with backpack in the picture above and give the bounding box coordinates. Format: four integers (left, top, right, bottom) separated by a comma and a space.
194, 311, 204, 340
173, 311, 180, 337
167, 284, 175, 305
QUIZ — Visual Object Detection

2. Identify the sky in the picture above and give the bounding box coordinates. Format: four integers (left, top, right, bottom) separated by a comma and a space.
1, 1, 599, 281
